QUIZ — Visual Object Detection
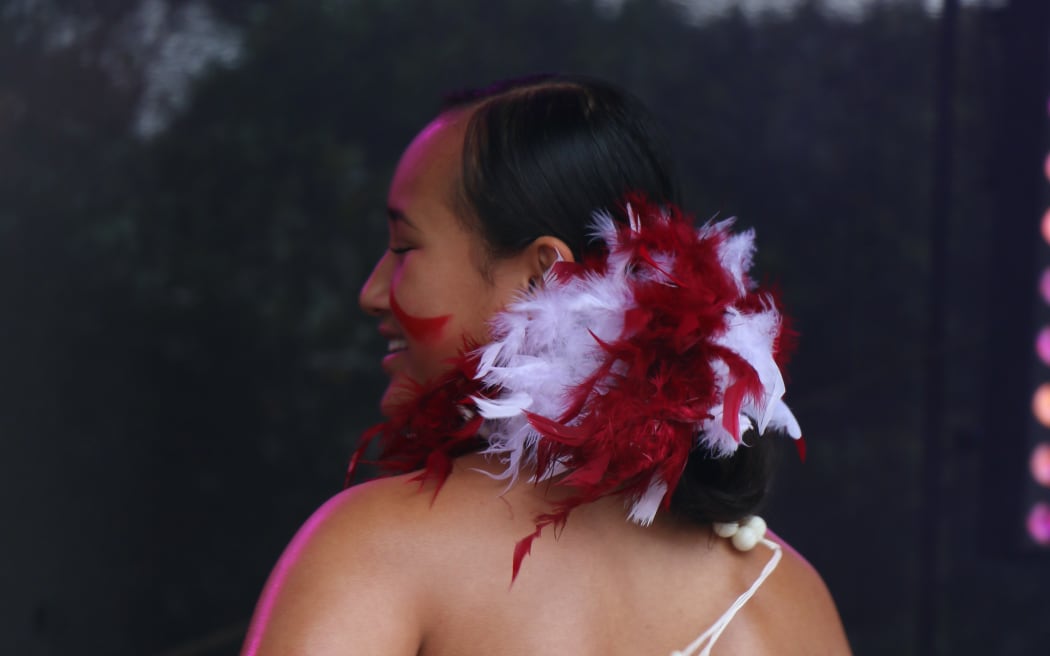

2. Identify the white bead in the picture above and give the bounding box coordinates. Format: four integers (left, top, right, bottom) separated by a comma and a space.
731, 526, 759, 551
713, 522, 738, 538
745, 515, 767, 540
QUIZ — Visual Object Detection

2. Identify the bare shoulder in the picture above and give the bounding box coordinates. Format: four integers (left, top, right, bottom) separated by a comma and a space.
738, 530, 852, 655
241, 460, 529, 656
241, 474, 440, 656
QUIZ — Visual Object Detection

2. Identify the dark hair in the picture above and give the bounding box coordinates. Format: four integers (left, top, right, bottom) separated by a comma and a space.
444, 74, 678, 260
445, 74, 775, 526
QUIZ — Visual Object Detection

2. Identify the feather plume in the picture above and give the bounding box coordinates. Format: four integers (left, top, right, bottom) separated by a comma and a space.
348, 197, 803, 581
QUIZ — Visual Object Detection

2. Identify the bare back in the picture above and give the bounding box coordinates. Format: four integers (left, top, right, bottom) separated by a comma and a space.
243, 453, 850, 656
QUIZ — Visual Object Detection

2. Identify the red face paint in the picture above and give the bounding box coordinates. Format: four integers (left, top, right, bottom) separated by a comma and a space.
390, 291, 451, 344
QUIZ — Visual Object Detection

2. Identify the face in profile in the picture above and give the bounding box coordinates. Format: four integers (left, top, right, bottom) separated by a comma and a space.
358, 110, 531, 415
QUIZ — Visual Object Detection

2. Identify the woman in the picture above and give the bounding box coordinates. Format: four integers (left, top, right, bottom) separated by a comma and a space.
242, 75, 851, 655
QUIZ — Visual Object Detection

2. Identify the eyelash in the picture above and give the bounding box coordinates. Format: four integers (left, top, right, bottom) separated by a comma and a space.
389, 246, 414, 255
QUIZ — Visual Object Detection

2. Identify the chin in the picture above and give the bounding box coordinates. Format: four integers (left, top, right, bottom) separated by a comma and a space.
377, 360, 461, 417
378, 372, 423, 417
379, 385, 408, 418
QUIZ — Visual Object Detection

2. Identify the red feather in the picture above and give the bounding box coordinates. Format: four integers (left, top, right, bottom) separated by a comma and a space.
350, 196, 802, 582
511, 523, 544, 584
524, 411, 590, 446
722, 380, 746, 442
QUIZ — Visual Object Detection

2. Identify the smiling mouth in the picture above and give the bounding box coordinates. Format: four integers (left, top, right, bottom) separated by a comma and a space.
387, 338, 407, 353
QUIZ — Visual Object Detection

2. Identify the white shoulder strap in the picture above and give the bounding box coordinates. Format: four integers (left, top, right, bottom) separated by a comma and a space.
671, 537, 782, 656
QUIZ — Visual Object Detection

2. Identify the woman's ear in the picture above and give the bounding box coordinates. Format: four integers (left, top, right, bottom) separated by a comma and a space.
526, 236, 575, 283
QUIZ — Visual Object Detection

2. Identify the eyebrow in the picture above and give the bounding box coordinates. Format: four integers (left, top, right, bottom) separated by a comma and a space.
386, 206, 418, 229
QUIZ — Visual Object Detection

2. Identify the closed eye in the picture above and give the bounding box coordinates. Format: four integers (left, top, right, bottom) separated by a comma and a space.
389, 246, 414, 255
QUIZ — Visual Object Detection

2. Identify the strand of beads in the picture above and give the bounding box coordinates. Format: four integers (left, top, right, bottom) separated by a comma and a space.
712, 515, 768, 552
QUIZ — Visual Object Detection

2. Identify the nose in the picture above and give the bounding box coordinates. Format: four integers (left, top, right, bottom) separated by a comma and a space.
359, 251, 393, 316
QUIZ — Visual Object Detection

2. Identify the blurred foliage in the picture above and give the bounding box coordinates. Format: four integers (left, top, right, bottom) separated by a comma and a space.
2, 1, 1045, 655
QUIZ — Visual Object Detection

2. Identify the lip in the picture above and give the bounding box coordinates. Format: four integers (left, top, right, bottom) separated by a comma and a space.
378, 325, 407, 374
381, 350, 404, 375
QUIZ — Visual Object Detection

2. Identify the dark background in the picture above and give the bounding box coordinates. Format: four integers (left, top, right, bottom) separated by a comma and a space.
2, 0, 1049, 654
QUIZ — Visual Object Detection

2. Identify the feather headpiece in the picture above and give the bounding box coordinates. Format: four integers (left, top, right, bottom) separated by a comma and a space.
348, 197, 803, 580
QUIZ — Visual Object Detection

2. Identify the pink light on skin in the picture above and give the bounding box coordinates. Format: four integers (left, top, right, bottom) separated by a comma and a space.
1033, 384, 1050, 428
240, 492, 350, 655
1042, 208, 1050, 245
1041, 268, 1050, 305
1031, 443, 1050, 488
1037, 328, 1050, 366
1027, 502, 1050, 546
390, 291, 451, 344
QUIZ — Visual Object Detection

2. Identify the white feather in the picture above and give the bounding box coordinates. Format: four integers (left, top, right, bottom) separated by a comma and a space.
469, 212, 803, 506
717, 227, 756, 294
766, 400, 802, 439
472, 391, 533, 418
696, 408, 745, 458
713, 304, 784, 433
627, 478, 668, 526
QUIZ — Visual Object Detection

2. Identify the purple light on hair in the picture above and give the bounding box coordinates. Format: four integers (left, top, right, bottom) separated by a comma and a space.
1027, 503, 1050, 545
1032, 443, 1050, 488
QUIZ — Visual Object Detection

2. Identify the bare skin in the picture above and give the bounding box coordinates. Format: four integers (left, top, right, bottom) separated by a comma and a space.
243, 454, 850, 656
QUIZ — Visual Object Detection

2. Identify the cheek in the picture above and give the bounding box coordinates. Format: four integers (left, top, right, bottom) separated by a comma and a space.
389, 290, 451, 344
388, 253, 503, 366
